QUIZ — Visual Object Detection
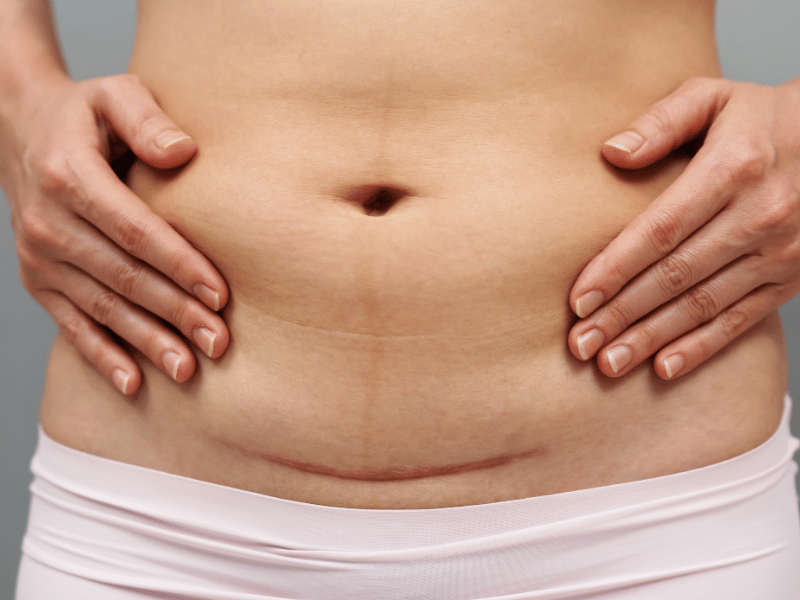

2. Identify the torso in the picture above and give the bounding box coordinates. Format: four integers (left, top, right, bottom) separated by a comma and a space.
40, 0, 788, 508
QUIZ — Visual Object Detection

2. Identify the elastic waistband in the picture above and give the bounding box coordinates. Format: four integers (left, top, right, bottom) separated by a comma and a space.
31, 396, 799, 553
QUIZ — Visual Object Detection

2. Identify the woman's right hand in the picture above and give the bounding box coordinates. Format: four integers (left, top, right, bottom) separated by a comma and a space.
0, 73, 230, 395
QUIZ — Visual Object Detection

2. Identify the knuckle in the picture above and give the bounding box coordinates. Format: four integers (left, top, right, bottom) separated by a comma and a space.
58, 313, 84, 346
681, 75, 713, 91
115, 73, 144, 89
37, 150, 76, 193
142, 328, 167, 360
683, 287, 719, 323
632, 321, 659, 354
82, 333, 110, 369
688, 332, 711, 358
97, 73, 143, 100
19, 208, 53, 247
132, 107, 165, 139
725, 137, 774, 184
640, 103, 674, 135
17, 266, 37, 293
15, 237, 42, 273
16, 238, 51, 284
97, 75, 165, 138
168, 296, 192, 330
755, 193, 798, 233
601, 301, 635, 334
783, 176, 800, 212
112, 215, 150, 256
656, 253, 695, 295
719, 305, 750, 337
86, 289, 120, 325
646, 210, 683, 254
109, 258, 144, 299
676, 76, 718, 106
781, 236, 800, 264
166, 252, 195, 287
19, 207, 71, 255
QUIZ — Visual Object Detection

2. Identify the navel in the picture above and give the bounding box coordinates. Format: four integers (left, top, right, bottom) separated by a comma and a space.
343, 184, 412, 217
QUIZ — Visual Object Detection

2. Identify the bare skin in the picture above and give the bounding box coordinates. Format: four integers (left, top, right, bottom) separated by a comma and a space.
35, 0, 788, 509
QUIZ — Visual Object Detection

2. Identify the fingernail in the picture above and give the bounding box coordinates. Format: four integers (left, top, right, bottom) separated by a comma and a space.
193, 283, 220, 312
604, 131, 645, 154
607, 345, 633, 374
193, 326, 217, 358
162, 351, 182, 381
664, 354, 685, 379
156, 130, 192, 151
575, 290, 605, 318
112, 368, 131, 395
576, 328, 605, 361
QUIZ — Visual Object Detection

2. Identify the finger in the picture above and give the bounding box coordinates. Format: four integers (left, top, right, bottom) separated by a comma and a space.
18, 202, 227, 358
93, 74, 197, 169
59, 213, 228, 359
571, 148, 733, 319
60, 149, 229, 313
569, 210, 748, 357
589, 255, 764, 377
602, 77, 733, 169
653, 284, 787, 380
47, 262, 198, 383
34, 289, 142, 395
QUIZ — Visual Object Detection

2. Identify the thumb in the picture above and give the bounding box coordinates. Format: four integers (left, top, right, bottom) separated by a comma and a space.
94, 74, 197, 169
602, 77, 732, 169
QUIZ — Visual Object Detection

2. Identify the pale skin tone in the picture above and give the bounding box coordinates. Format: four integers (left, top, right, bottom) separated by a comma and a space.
1, 0, 799, 391
571, 77, 800, 380
3, 0, 793, 510
0, 0, 229, 394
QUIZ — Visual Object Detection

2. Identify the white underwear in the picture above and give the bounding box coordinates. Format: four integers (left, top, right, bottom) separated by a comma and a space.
16, 396, 800, 600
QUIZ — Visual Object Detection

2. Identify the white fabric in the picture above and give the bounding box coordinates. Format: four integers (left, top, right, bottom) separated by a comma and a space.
16, 396, 800, 599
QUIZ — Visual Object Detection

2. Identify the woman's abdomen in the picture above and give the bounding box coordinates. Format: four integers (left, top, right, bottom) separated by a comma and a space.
40, 101, 788, 508
39, 0, 788, 507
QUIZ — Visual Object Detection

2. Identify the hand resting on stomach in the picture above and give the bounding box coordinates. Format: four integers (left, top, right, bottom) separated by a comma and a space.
39, 112, 787, 509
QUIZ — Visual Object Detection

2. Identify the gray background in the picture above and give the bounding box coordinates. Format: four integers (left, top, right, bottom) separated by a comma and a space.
1, 1, 799, 594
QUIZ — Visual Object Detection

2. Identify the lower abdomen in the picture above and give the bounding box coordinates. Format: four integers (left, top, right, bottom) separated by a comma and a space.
40, 94, 788, 509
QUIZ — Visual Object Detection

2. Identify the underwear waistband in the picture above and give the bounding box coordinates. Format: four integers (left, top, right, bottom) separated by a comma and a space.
21, 395, 800, 599
29, 395, 799, 552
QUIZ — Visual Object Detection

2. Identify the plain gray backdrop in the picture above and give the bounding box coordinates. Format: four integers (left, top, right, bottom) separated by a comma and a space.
1, 1, 799, 594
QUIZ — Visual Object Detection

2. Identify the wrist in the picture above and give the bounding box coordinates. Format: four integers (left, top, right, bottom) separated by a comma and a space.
0, 5, 71, 125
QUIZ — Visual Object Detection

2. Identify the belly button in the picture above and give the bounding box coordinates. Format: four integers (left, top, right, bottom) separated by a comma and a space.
345, 185, 411, 217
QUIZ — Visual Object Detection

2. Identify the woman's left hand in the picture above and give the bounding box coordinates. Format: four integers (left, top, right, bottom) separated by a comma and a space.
568, 76, 800, 379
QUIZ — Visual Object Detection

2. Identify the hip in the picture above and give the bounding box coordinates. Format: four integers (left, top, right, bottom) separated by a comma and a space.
41, 110, 788, 508
20, 397, 800, 599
